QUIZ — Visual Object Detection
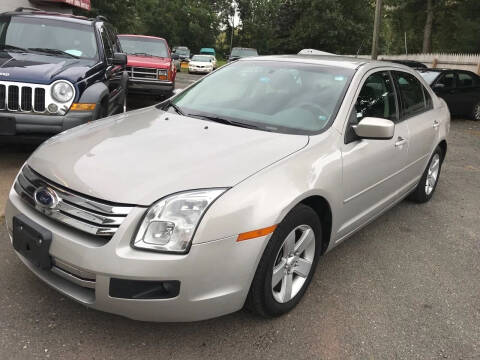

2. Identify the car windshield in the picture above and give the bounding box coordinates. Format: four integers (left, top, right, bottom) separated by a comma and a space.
119, 36, 168, 57
418, 71, 441, 85
171, 60, 353, 134
192, 55, 211, 62
232, 48, 258, 57
0, 15, 98, 59
175, 48, 189, 56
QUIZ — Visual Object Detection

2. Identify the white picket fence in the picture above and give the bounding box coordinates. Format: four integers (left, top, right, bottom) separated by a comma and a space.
353, 53, 480, 73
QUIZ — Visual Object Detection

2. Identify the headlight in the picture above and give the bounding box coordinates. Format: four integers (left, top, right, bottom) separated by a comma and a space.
51, 81, 74, 103
133, 189, 226, 253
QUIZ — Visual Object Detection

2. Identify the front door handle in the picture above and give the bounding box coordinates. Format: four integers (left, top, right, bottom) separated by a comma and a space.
395, 136, 407, 148
433, 120, 440, 129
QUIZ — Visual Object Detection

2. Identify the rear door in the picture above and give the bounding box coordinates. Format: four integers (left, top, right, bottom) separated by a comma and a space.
455, 71, 480, 117
393, 71, 436, 181
339, 70, 410, 238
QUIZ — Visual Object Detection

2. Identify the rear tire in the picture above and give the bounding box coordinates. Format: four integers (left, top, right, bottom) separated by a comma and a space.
408, 146, 444, 203
246, 204, 322, 317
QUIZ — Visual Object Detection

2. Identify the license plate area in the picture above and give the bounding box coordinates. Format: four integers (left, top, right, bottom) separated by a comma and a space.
0, 116, 15, 135
12, 214, 52, 270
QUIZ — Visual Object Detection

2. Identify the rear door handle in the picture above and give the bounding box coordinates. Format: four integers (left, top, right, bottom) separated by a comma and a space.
395, 136, 407, 148
433, 120, 440, 129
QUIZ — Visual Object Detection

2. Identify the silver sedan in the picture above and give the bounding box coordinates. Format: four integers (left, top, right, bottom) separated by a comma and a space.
5, 55, 450, 321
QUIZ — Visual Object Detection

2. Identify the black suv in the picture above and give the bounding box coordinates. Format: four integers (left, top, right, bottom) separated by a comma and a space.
0, 8, 128, 142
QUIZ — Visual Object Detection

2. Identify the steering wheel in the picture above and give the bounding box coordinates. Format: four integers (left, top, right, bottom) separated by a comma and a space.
298, 102, 330, 122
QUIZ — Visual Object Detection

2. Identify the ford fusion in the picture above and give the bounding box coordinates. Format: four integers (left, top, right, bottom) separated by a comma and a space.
5, 55, 450, 322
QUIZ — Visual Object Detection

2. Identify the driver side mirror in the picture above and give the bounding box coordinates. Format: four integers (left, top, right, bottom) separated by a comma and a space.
353, 117, 395, 140
113, 52, 127, 65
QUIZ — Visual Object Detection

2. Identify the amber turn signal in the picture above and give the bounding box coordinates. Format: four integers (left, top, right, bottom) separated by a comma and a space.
237, 225, 277, 242
71, 103, 96, 111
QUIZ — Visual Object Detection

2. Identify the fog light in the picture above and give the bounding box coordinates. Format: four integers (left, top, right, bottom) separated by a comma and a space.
47, 103, 58, 113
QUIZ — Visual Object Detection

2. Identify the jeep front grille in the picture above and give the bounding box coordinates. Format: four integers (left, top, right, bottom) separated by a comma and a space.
14, 166, 133, 239
0, 81, 73, 114
0, 83, 47, 112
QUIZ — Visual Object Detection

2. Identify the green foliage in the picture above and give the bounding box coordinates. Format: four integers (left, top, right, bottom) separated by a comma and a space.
77, 0, 479, 56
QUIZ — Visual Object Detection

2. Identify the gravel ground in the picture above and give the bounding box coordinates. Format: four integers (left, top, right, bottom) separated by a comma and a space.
0, 81, 479, 358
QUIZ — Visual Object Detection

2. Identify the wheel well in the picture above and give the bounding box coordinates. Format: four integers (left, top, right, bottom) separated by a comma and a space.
300, 196, 332, 254
438, 140, 447, 159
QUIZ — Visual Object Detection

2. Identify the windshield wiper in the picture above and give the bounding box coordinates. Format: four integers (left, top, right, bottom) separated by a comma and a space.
161, 100, 185, 116
0, 44, 29, 52
186, 113, 262, 130
28, 48, 79, 59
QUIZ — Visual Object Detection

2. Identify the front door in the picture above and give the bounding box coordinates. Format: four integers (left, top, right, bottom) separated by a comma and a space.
338, 70, 410, 239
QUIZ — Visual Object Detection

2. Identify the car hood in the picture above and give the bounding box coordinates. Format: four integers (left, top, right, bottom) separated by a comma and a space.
27, 107, 308, 206
0, 51, 98, 84
127, 55, 171, 68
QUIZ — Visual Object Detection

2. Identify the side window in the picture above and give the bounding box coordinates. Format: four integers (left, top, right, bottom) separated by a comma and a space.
458, 72, 475, 88
437, 72, 455, 88
106, 24, 121, 53
99, 25, 113, 60
355, 71, 397, 122
393, 71, 426, 118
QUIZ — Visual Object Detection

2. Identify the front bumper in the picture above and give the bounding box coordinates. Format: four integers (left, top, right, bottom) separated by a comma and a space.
189, 67, 212, 74
5, 188, 268, 322
0, 110, 93, 143
127, 79, 174, 96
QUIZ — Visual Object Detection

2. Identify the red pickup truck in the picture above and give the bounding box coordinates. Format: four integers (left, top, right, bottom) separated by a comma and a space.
118, 35, 176, 98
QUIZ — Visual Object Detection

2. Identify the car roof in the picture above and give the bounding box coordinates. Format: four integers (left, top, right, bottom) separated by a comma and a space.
118, 34, 167, 42
240, 54, 384, 70
0, 10, 94, 25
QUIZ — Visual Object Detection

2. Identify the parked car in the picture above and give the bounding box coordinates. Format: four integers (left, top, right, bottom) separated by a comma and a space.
172, 46, 190, 71
0, 8, 128, 143
118, 35, 176, 98
5, 56, 449, 322
388, 60, 428, 69
188, 55, 214, 74
173, 46, 190, 60
228, 47, 258, 62
418, 68, 480, 120
199, 47, 216, 57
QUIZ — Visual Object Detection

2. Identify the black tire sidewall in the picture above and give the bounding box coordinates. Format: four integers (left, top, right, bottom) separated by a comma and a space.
255, 204, 322, 317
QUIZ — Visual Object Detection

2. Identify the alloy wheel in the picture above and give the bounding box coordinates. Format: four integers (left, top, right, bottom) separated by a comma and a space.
474, 103, 480, 121
272, 224, 315, 303
425, 153, 440, 195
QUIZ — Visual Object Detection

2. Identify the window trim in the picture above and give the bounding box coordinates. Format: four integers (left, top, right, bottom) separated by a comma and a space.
456, 70, 477, 88
392, 70, 431, 121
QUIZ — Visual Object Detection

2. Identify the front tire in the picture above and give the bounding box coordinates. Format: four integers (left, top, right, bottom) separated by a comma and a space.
472, 101, 480, 121
246, 204, 322, 317
408, 146, 444, 203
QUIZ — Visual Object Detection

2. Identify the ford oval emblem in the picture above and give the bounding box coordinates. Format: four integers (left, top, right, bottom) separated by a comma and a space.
34, 187, 58, 209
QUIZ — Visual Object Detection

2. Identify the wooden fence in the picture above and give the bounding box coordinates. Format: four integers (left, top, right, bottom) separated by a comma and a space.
353, 53, 480, 73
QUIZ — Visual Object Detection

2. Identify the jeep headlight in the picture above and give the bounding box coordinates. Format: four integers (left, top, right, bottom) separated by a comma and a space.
51, 81, 74, 103
133, 189, 226, 253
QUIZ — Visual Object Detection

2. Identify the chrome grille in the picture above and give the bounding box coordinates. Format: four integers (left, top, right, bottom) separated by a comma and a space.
0, 81, 47, 113
126, 66, 164, 80
14, 166, 133, 238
